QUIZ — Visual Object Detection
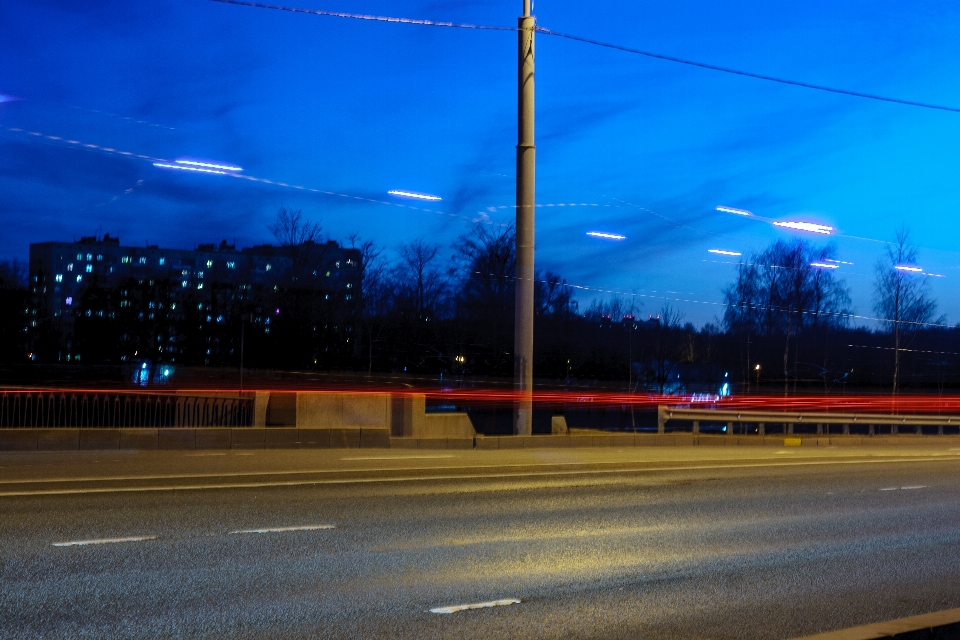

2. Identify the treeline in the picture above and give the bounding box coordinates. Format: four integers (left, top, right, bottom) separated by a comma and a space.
3, 216, 960, 393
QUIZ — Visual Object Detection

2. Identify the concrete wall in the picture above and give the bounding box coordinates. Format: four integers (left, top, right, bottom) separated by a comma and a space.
420, 413, 476, 438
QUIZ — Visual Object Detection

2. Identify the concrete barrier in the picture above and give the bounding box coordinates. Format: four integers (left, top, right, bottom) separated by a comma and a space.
421, 413, 476, 439
159, 428, 195, 450
0, 430, 38, 451
120, 429, 158, 450
195, 428, 231, 449
80, 429, 120, 450
38, 429, 80, 451
792, 606, 960, 639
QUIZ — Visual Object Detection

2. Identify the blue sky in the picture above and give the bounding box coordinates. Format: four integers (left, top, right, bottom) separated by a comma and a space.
3, 0, 960, 326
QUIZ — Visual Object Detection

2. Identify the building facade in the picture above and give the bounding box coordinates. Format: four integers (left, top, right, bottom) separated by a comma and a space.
28, 235, 361, 367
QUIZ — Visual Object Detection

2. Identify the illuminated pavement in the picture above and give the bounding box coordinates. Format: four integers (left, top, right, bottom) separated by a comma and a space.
2, 446, 959, 639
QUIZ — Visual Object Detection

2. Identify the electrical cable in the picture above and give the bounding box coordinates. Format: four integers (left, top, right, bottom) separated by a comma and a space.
209, 0, 960, 114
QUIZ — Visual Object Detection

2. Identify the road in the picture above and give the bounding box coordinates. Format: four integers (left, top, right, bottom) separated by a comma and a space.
2, 446, 960, 639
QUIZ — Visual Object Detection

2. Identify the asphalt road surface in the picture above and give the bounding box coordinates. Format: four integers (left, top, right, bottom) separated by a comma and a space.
2, 446, 959, 639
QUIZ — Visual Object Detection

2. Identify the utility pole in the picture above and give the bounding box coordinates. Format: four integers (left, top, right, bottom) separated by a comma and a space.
514, 0, 536, 435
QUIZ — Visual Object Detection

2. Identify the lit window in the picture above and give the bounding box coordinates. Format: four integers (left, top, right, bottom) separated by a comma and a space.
324, 294, 329, 300
182, 281, 188, 287
346, 283, 352, 288
86, 253, 92, 261
346, 259, 354, 265
335, 261, 340, 268
198, 271, 204, 278
197, 283, 204, 289
345, 294, 352, 300
227, 261, 235, 269
76, 275, 82, 282
159, 257, 165, 265
55, 274, 63, 283
67, 264, 74, 272
206, 260, 213, 268
265, 264, 272, 271
139, 257, 146, 264
97, 255, 103, 261
122, 256, 131, 264
65, 297, 73, 306
85, 264, 92, 273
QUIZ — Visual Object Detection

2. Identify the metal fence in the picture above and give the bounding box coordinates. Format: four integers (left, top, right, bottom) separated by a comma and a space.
0, 392, 253, 428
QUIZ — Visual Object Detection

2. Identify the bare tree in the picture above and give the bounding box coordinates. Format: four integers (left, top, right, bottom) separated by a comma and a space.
0, 260, 27, 290
873, 226, 941, 394
394, 239, 448, 320
269, 207, 323, 247
348, 233, 388, 374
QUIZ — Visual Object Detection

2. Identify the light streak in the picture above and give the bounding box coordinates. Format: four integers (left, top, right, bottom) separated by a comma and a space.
175, 159, 242, 172
716, 206, 753, 216
824, 259, 854, 265
773, 221, 834, 235
388, 190, 442, 201
708, 249, 741, 256
810, 262, 839, 269
153, 162, 227, 175
894, 265, 923, 273
925, 272, 946, 278
586, 231, 626, 240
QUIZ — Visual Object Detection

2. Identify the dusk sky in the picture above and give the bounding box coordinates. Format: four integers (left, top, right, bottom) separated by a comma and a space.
4, 0, 960, 326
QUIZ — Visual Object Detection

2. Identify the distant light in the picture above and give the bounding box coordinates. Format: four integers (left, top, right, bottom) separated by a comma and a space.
708, 249, 741, 256
163, 369, 171, 376
65, 297, 73, 306
175, 159, 242, 172
773, 221, 833, 235
810, 262, 839, 269
154, 162, 226, 175
716, 206, 752, 216
895, 265, 923, 273
586, 231, 626, 240
388, 190, 442, 201
0, 94, 16, 104
824, 258, 853, 265
925, 272, 946, 278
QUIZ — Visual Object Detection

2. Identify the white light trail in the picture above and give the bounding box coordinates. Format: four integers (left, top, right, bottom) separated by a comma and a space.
153, 162, 227, 175
586, 231, 626, 240
925, 272, 945, 278
810, 262, 839, 269
895, 265, 923, 273
229, 525, 336, 534
708, 249, 741, 256
716, 205, 753, 216
773, 221, 834, 235
175, 159, 242, 172
53, 536, 157, 547
388, 190, 442, 201
824, 258, 854, 265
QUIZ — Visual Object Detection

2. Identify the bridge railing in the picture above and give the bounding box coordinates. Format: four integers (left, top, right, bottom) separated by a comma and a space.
0, 392, 253, 428
658, 406, 960, 436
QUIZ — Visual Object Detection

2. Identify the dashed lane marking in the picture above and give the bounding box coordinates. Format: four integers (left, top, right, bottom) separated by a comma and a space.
229, 525, 336, 535
430, 599, 521, 614
53, 535, 157, 547
184, 453, 227, 457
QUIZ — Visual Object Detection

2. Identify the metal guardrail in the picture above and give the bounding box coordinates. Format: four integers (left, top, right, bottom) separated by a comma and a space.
658, 406, 960, 436
0, 392, 253, 428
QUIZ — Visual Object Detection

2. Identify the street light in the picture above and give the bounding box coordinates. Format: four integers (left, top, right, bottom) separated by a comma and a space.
755, 364, 761, 391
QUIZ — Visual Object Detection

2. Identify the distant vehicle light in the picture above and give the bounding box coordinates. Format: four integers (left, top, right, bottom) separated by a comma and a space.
824, 258, 853, 265
586, 232, 626, 240
175, 159, 242, 172
894, 265, 923, 273
708, 249, 741, 256
925, 272, 945, 278
773, 221, 833, 235
154, 162, 227, 175
388, 190, 442, 201
716, 206, 752, 216
810, 262, 839, 269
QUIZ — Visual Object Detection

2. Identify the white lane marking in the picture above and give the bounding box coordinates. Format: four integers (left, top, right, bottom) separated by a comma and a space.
235, 453, 255, 456
185, 453, 227, 457
3, 457, 957, 497
880, 487, 898, 491
341, 455, 456, 461
229, 525, 336, 535
901, 485, 928, 490
53, 535, 157, 547
430, 598, 521, 614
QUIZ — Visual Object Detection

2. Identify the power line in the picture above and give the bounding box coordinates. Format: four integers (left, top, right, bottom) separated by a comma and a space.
535, 27, 960, 114
207, 0, 515, 31
210, 0, 960, 114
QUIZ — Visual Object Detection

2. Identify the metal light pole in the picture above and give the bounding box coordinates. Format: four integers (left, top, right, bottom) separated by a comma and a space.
514, 0, 536, 435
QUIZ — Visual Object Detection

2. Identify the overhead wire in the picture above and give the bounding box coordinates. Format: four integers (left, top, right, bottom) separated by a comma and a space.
209, 0, 960, 114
